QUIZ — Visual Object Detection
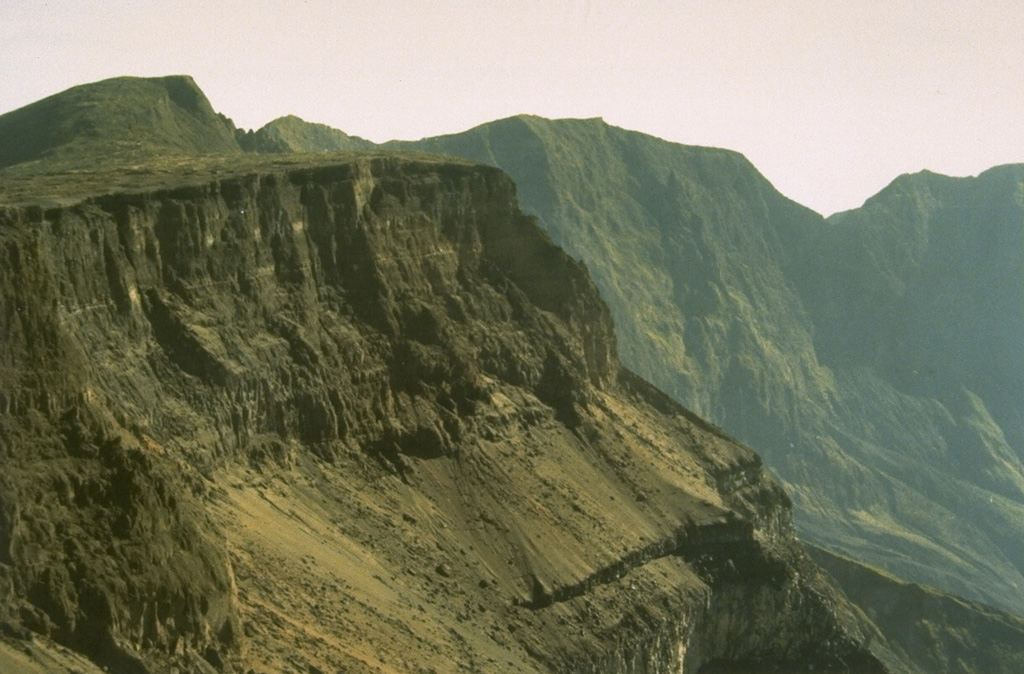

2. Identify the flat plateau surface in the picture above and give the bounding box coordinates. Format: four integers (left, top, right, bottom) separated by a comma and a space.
0, 151, 471, 207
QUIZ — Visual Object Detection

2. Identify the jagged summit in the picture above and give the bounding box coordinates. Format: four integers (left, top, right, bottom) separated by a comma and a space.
843, 163, 1024, 216
0, 75, 241, 170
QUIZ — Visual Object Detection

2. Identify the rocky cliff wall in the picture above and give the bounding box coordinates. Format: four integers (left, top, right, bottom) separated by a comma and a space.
0, 155, 890, 673
399, 117, 1024, 618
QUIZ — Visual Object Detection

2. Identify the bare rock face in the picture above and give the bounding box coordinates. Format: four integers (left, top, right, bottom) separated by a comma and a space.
0, 155, 890, 672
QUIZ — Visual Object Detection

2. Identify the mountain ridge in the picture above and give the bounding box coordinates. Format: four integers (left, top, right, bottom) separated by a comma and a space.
1, 74, 1022, 673
0, 78, 897, 673
393, 115, 1024, 617
0, 75, 240, 171
809, 544, 1024, 674
235, 114, 374, 153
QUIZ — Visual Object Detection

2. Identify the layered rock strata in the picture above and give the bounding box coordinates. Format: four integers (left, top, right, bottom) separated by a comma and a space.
0, 155, 890, 672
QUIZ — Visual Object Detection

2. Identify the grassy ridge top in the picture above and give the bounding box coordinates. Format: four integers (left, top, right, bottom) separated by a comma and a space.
0, 150, 476, 207
0, 76, 241, 171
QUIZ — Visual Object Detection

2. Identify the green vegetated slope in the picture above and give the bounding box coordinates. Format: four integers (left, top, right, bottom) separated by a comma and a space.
395, 117, 1024, 616
235, 114, 374, 153
804, 166, 1024, 476
0, 76, 372, 172
809, 544, 1024, 674
0, 75, 241, 170
794, 166, 1024, 604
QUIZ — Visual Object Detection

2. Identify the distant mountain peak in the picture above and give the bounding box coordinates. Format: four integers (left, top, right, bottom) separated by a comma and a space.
236, 114, 374, 153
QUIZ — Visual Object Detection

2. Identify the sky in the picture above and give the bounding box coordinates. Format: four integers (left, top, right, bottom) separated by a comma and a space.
2, 0, 1022, 215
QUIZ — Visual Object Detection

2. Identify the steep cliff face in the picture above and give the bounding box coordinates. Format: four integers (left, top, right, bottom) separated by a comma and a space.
397, 117, 1024, 618
805, 166, 1024, 461
0, 155, 888, 672
9, 77, 1019, 629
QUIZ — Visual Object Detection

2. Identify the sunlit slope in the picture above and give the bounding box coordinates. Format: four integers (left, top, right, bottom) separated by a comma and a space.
0, 152, 890, 673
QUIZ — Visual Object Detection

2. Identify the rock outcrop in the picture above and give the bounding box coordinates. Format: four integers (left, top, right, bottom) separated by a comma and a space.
0, 153, 892, 672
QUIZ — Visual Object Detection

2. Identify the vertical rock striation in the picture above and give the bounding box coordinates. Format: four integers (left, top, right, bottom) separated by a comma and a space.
0, 155, 890, 672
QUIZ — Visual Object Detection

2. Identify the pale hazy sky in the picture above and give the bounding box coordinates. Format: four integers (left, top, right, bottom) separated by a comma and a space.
2, 1, 1022, 215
